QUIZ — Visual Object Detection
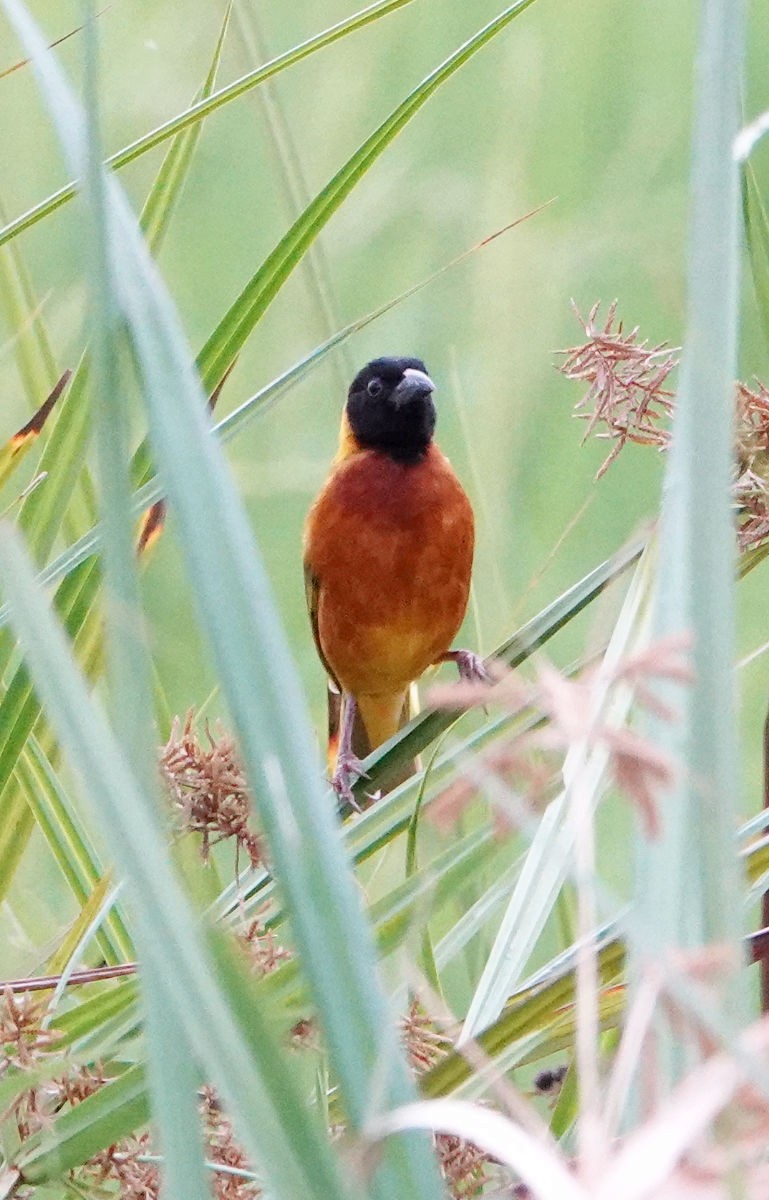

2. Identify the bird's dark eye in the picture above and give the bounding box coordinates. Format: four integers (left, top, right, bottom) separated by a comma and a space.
367, 378, 383, 398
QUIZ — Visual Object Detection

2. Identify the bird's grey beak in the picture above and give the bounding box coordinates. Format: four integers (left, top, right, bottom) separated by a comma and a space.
392, 368, 435, 407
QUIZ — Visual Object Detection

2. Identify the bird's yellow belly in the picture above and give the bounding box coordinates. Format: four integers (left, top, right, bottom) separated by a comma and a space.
325, 610, 460, 697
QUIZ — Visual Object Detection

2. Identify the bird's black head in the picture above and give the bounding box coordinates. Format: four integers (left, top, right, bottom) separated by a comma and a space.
346, 356, 436, 463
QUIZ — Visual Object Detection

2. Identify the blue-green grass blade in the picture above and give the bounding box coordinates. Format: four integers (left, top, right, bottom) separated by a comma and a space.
630, 0, 747, 1085
83, 1, 206, 1190
143, 958, 210, 1200
102, 198, 446, 1200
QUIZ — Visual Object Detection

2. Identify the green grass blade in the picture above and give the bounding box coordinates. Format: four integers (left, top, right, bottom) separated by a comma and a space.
743, 163, 769, 352
0, 196, 58, 405
16, 738, 133, 962
0, 0, 418, 251
0, 557, 100, 904
139, 3, 232, 253
196, 0, 539, 389
0, 6, 237, 913
55, 980, 139, 1052
421, 935, 626, 1098
17, 1065, 150, 1182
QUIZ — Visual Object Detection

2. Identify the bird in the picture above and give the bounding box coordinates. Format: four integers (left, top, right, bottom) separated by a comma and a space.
303, 356, 486, 806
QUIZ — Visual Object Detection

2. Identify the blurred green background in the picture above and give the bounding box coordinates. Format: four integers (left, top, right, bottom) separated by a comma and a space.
2, 0, 769, 958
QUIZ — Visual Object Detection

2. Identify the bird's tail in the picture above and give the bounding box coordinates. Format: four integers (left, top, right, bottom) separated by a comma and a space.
327, 683, 418, 793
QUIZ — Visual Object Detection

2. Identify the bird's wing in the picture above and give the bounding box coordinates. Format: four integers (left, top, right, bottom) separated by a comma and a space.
303, 560, 336, 687
303, 559, 344, 772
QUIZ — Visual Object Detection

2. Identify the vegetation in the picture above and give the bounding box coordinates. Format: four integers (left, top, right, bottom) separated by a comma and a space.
0, 0, 767, 1197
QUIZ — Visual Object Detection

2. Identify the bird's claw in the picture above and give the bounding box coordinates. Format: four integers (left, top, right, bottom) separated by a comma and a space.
447, 649, 490, 684
331, 752, 369, 812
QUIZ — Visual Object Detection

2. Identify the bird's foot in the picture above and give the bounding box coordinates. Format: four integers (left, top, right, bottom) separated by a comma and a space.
443, 648, 490, 684
331, 751, 369, 812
